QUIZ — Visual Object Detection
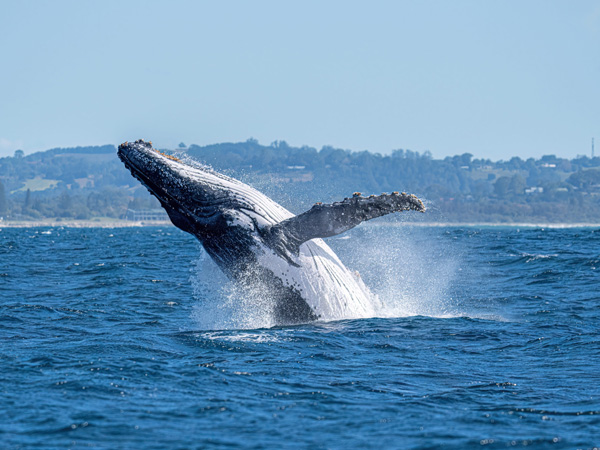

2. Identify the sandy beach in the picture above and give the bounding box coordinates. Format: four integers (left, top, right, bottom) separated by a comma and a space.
0, 219, 173, 228
2, 219, 600, 229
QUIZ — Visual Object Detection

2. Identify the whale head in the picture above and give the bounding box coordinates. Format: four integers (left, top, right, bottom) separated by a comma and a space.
118, 139, 290, 237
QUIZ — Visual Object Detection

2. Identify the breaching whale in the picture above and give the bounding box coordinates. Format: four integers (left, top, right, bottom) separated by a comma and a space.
118, 139, 425, 325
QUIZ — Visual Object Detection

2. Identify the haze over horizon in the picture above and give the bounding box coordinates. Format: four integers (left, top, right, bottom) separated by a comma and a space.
1, 0, 598, 160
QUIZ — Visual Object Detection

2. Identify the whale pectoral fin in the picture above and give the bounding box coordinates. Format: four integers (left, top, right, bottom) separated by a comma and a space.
269, 192, 425, 248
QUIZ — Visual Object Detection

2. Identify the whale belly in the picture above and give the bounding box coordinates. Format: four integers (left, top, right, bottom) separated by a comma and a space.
256, 238, 377, 321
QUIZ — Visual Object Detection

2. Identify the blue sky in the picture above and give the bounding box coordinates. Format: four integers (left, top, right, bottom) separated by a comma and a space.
0, 0, 598, 160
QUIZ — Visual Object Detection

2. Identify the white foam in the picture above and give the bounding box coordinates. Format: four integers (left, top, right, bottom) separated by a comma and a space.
189, 222, 467, 330
197, 331, 287, 343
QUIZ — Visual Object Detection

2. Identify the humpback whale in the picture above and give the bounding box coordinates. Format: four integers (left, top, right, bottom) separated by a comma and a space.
118, 139, 425, 325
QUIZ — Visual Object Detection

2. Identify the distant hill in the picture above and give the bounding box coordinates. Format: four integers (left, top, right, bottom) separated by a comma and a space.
1, 140, 600, 223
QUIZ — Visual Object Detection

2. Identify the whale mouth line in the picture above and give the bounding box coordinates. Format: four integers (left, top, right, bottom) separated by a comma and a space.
118, 151, 189, 217
119, 153, 163, 197
119, 148, 222, 225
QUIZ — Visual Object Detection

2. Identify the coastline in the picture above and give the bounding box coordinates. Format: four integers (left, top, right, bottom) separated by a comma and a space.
1, 219, 599, 229
0, 219, 173, 228
396, 222, 600, 229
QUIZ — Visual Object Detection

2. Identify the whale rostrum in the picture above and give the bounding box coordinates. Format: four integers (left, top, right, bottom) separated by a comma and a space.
118, 139, 425, 325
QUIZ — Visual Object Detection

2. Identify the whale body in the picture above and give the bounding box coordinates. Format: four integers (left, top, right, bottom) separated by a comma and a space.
118, 139, 425, 325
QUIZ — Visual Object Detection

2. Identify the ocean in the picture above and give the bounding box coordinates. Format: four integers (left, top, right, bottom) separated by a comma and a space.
1, 225, 599, 449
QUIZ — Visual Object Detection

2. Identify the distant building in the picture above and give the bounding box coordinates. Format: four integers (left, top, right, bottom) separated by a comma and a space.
273, 173, 314, 183
125, 209, 169, 221
525, 187, 544, 194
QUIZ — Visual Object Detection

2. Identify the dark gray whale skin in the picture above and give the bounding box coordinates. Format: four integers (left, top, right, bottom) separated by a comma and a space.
118, 139, 425, 324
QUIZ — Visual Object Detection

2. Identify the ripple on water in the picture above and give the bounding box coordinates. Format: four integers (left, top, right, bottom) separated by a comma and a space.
1, 226, 600, 449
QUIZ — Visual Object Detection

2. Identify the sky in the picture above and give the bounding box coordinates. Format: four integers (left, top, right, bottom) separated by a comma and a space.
0, 0, 598, 160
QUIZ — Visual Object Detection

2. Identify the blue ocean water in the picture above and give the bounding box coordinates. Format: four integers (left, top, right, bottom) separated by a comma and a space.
1, 225, 600, 449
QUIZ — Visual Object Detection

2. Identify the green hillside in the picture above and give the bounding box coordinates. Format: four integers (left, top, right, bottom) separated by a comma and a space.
1, 140, 600, 223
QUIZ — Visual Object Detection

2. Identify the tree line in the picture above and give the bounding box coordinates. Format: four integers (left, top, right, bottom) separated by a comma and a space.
1, 139, 600, 223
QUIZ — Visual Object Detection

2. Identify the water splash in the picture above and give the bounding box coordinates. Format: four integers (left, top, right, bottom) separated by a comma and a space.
189, 223, 471, 330
332, 223, 460, 319
190, 246, 278, 330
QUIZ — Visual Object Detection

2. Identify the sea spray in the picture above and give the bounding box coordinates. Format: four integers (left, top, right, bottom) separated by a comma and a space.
189, 223, 465, 329
329, 222, 460, 318
190, 244, 277, 330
